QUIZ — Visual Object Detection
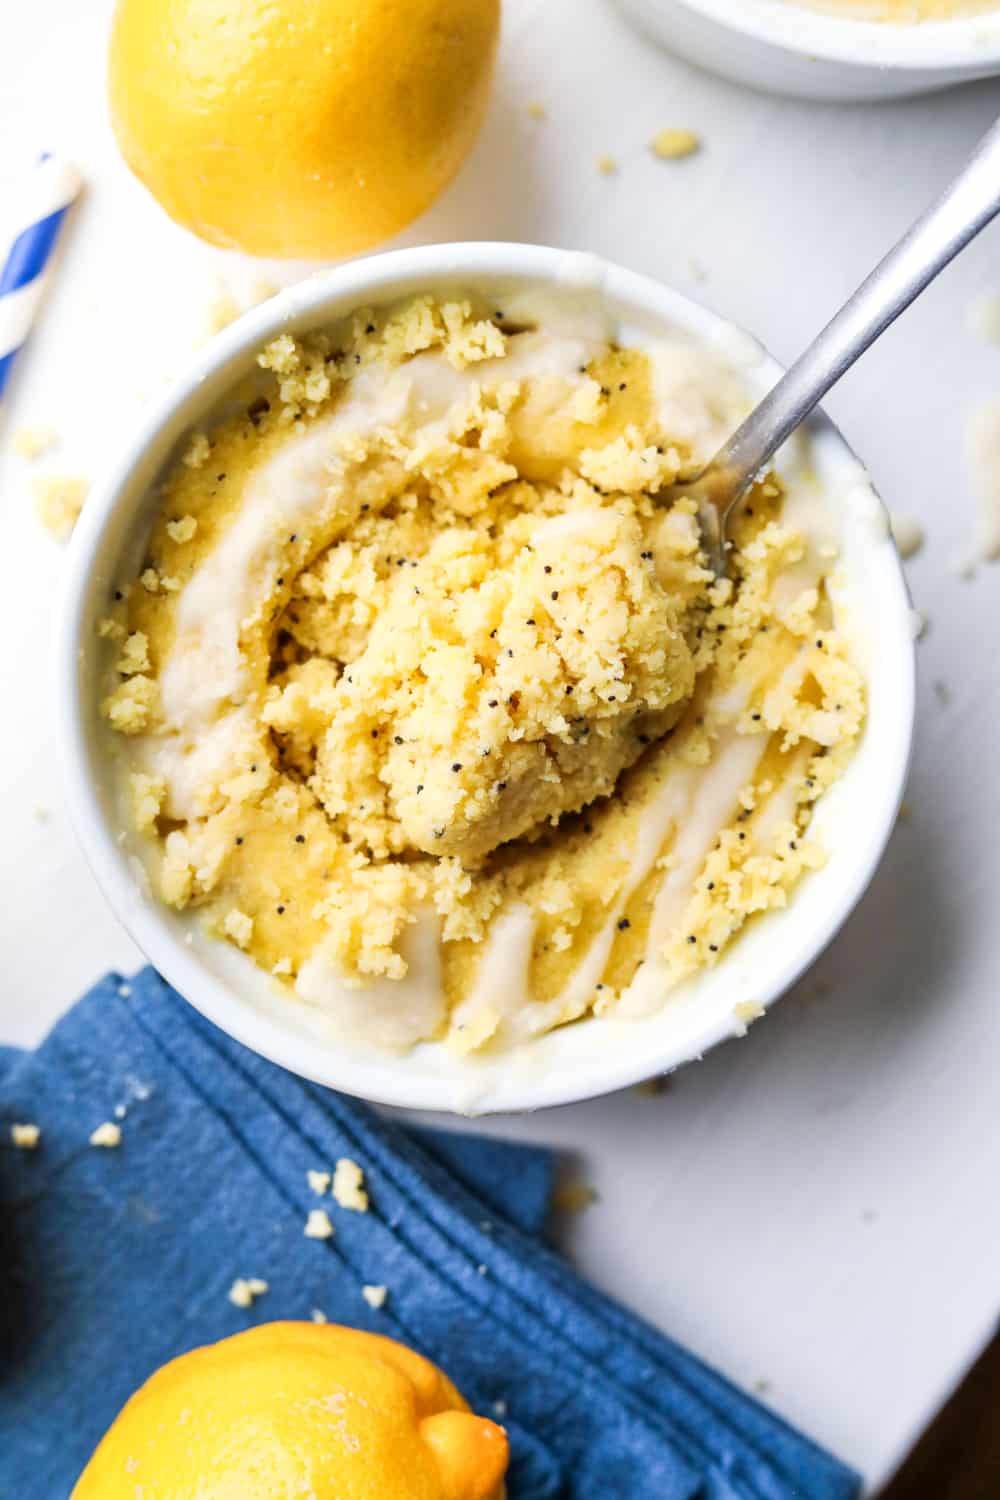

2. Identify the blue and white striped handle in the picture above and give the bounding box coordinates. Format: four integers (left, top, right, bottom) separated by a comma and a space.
0, 155, 81, 401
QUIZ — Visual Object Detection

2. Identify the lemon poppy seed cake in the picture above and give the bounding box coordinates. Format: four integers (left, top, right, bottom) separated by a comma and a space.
99, 294, 865, 1052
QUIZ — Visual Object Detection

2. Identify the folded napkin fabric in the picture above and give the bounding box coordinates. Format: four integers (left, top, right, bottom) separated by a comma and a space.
0, 969, 861, 1500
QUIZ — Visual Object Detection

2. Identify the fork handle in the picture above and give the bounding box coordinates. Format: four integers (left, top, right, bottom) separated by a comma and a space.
711, 112, 1000, 521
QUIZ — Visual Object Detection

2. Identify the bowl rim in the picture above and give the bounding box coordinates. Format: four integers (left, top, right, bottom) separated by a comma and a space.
57, 240, 915, 1114
633, 0, 1000, 68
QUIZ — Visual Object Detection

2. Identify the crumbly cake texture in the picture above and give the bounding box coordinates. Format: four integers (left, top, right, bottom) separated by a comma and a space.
101, 295, 864, 1048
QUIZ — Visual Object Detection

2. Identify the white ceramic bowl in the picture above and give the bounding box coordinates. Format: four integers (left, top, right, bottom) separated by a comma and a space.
617, 0, 1000, 100
58, 242, 914, 1115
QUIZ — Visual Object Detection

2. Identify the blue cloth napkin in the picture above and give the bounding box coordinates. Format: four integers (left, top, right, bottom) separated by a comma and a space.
0, 969, 860, 1500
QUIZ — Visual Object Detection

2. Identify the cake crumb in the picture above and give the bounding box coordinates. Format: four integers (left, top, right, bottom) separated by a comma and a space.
13, 422, 57, 460
166, 515, 198, 544
228, 1276, 269, 1308
118, 632, 150, 676
33, 472, 88, 540
362, 1284, 388, 1309
333, 1157, 369, 1212
596, 154, 618, 176
889, 513, 924, 560
552, 1180, 598, 1214
304, 1208, 335, 1240
183, 431, 211, 469
732, 1000, 766, 1035
102, 674, 157, 734
527, 101, 547, 121
223, 909, 254, 949
129, 773, 165, 832
307, 1169, 332, 1196
650, 128, 700, 160
11, 1122, 41, 1149
311, 1307, 327, 1323
90, 1121, 122, 1148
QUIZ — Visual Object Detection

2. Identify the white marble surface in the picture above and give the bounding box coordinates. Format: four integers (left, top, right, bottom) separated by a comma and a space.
2, 1, 1000, 1490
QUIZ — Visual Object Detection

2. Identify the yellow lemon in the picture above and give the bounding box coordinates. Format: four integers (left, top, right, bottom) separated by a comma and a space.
72, 1322, 509, 1500
107, 0, 501, 258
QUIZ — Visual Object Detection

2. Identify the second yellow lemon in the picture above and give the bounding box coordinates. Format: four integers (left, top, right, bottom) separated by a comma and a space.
72, 1321, 508, 1499
108, 0, 501, 258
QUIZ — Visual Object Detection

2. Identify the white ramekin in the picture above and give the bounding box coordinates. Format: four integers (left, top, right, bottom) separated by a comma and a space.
58, 242, 914, 1115
617, 0, 1000, 100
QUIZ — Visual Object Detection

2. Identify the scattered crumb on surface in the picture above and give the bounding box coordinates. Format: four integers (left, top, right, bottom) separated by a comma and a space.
596, 154, 618, 175
552, 1180, 598, 1214
304, 1208, 335, 1240
311, 1307, 327, 1323
932, 677, 951, 707
89, 1121, 122, 1148
228, 1276, 269, 1308
753, 1378, 772, 1396
968, 293, 1000, 346
13, 423, 57, 461
896, 800, 911, 823
361, 1283, 388, 1310
307, 1169, 332, 1196
33, 804, 49, 822
493, 1399, 508, 1418
333, 1157, 369, 1212
889, 512, 924, 560
909, 608, 927, 641
650, 128, 701, 160
33, 472, 88, 540
527, 101, 546, 121
11, 1123, 41, 1149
